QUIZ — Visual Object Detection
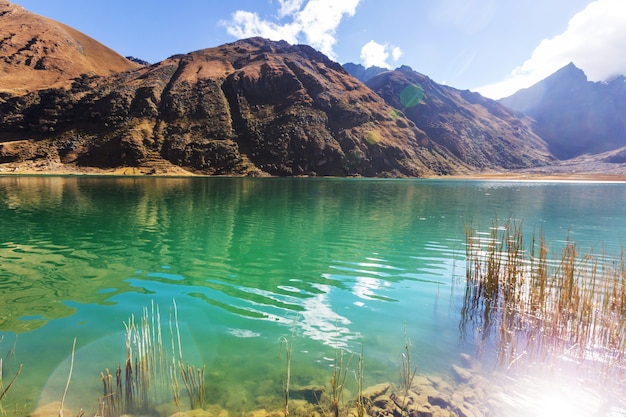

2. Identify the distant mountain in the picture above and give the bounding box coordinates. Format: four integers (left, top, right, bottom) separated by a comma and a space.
354, 65, 555, 170
343, 63, 387, 83
500, 63, 626, 159
126, 56, 151, 67
0, 1, 139, 94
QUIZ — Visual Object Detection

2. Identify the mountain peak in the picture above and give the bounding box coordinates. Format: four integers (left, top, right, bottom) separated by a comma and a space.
499, 63, 589, 114
500, 62, 626, 159
549, 62, 588, 83
343, 63, 388, 82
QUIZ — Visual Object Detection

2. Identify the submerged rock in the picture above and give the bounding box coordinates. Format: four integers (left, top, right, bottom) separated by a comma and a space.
349, 356, 500, 417
290, 384, 325, 403
450, 365, 472, 383
361, 382, 391, 400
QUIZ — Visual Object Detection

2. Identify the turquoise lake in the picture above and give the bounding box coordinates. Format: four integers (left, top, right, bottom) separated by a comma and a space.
1, 176, 625, 415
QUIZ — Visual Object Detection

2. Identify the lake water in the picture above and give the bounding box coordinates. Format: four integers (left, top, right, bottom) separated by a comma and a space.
1, 176, 625, 416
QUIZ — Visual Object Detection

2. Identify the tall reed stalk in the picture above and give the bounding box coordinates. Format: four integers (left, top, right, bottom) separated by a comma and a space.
463, 219, 626, 380
354, 346, 365, 417
59, 338, 77, 417
329, 348, 351, 417
399, 326, 416, 417
0, 336, 21, 407
279, 335, 293, 417
0, 359, 22, 403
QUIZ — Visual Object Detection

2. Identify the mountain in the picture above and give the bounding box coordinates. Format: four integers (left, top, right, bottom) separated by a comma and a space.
500, 63, 626, 160
0, 32, 472, 176
2, 2, 624, 177
342, 63, 387, 83
0, 1, 140, 94
126, 56, 151, 67
346, 65, 555, 170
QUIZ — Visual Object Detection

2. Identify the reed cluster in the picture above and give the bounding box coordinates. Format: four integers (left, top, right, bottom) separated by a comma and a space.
462, 219, 626, 379
354, 345, 365, 417
399, 326, 416, 416
329, 348, 350, 417
99, 301, 206, 417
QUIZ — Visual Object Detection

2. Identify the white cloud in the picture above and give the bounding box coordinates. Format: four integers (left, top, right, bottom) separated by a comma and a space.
476, 0, 626, 99
278, 0, 305, 18
391, 46, 403, 62
226, 10, 299, 44
223, 0, 360, 60
360, 40, 403, 69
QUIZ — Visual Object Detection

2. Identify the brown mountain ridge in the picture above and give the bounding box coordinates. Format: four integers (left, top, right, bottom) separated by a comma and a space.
0, 1, 140, 94
0, 32, 470, 176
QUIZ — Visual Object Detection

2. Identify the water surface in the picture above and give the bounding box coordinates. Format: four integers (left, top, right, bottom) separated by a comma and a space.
1, 177, 625, 414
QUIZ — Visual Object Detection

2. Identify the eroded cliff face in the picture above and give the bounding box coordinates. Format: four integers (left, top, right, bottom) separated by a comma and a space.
0, 38, 470, 177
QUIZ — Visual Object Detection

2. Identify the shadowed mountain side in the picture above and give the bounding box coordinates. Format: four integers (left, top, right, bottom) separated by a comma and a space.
362, 67, 556, 170
500, 63, 626, 160
0, 1, 140, 94
342, 63, 387, 83
0, 37, 472, 177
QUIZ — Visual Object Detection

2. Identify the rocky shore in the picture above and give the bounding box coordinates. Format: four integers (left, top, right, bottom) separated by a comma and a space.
27, 353, 626, 417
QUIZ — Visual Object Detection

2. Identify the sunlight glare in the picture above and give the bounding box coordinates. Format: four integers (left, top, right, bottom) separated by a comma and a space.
495, 373, 623, 417
530, 388, 585, 417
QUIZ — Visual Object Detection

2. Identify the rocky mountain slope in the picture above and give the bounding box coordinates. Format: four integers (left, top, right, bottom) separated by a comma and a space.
500, 63, 626, 160
0, 25, 471, 176
346, 65, 555, 170
0, 1, 140, 94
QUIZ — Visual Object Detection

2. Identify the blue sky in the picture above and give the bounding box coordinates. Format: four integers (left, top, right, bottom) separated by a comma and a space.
14, 0, 626, 99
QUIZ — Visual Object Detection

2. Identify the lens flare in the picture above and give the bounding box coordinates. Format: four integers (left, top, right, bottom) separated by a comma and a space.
399, 83, 424, 109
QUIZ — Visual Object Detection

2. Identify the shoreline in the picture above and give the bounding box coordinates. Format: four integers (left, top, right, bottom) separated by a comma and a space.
433, 172, 626, 182
2, 161, 626, 182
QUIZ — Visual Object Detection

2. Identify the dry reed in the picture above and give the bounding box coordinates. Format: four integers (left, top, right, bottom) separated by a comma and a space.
0, 360, 22, 403
329, 348, 351, 417
98, 300, 206, 417
59, 338, 77, 417
0, 335, 21, 406
354, 346, 365, 417
399, 325, 417, 417
279, 335, 292, 417
462, 219, 626, 381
